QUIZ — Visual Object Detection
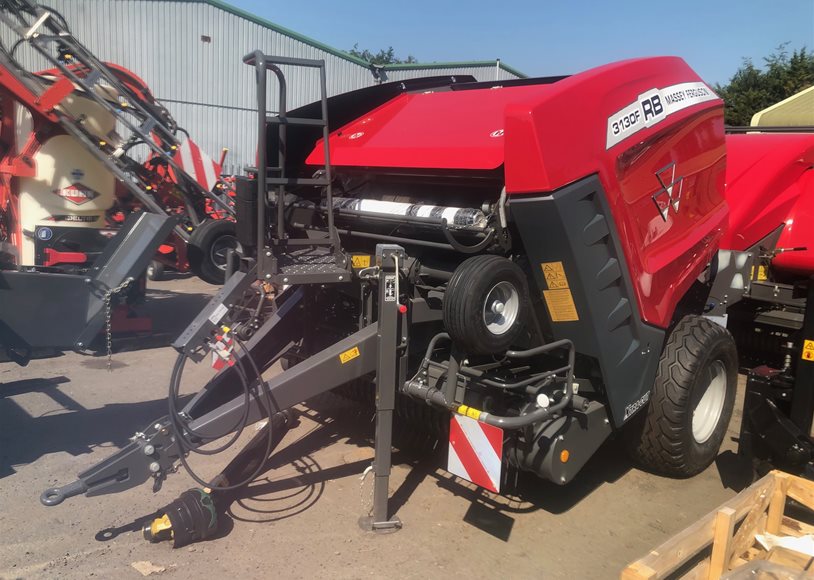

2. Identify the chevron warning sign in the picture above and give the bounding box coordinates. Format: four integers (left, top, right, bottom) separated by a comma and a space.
447, 414, 503, 493
174, 138, 221, 192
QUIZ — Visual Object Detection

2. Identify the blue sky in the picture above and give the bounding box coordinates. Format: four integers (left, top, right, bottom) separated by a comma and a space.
230, 0, 813, 84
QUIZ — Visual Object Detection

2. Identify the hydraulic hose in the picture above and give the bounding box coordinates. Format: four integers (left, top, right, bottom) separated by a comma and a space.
167, 336, 276, 491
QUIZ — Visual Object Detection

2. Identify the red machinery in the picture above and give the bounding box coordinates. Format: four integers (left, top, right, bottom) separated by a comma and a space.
0, 0, 238, 285
43, 53, 760, 543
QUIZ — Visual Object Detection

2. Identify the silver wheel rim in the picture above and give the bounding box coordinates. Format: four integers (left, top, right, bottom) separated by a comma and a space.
692, 360, 727, 444
210, 235, 240, 271
482, 281, 519, 336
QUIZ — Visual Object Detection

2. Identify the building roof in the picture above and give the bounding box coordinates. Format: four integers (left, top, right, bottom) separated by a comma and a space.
180, 0, 526, 77
751, 85, 814, 126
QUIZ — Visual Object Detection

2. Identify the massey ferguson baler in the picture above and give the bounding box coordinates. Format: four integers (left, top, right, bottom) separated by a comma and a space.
43, 53, 755, 541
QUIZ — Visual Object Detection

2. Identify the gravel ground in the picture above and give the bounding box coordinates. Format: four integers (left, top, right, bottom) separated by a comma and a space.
0, 275, 752, 579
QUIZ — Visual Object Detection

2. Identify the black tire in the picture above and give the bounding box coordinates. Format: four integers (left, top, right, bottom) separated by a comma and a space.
625, 315, 738, 477
188, 220, 240, 285
443, 255, 529, 355
146, 260, 165, 281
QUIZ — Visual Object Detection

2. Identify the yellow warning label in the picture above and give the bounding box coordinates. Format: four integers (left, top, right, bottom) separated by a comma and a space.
750, 265, 768, 281
456, 405, 482, 420
541, 261, 570, 289
543, 289, 580, 322
803, 339, 814, 362
339, 346, 361, 364
351, 255, 371, 269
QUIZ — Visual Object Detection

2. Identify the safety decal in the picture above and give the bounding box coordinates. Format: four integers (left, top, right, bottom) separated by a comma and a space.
351, 255, 371, 269
339, 346, 361, 364
540, 261, 579, 321
606, 81, 718, 149
803, 340, 814, 362
543, 289, 580, 322
447, 414, 503, 493
36, 227, 52, 241
541, 261, 570, 289
208, 303, 228, 325
750, 265, 768, 281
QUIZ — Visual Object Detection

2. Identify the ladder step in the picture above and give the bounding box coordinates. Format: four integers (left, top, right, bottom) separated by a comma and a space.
266, 116, 325, 127
266, 177, 330, 187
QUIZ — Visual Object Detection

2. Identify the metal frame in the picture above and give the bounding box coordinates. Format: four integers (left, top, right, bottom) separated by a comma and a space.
738, 277, 814, 473
243, 50, 349, 285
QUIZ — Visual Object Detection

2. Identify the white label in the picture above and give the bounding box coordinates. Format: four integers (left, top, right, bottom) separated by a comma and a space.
624, 391, 651, 421
606, 81, 718, 149
384, 274, 397, 302
208, 303, 229, 325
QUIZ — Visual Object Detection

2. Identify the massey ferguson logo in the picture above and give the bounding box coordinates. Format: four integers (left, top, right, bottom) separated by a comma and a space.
53, 183, 100, 205
651, 163, 684, 221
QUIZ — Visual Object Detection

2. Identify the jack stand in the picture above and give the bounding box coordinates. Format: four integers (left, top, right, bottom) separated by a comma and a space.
360, 244, 405, 533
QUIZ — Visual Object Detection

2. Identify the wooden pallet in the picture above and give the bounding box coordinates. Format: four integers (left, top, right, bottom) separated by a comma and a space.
622, 470, 814, 579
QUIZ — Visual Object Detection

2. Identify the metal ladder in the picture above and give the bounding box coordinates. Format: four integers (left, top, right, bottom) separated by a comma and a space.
244, 51, 350, 285
0, 0, 233, 239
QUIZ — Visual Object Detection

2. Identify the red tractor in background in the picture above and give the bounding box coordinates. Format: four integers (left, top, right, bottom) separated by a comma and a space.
0, 0, 238, 365
0, 1, 238, 286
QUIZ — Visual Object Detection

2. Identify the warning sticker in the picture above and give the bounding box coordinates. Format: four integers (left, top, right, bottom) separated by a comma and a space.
339, 346, 361, 364
351, 255, 371, 269
803, 340, 814, 362
543, 289, 579, 322
541, 261, 570, 289
750, 265, 768, 281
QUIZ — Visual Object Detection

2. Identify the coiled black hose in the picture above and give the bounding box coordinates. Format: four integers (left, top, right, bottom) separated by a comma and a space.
167, 336, 275, 491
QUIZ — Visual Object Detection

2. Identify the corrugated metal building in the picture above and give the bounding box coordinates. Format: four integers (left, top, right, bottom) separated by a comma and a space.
20, 0, 525, 173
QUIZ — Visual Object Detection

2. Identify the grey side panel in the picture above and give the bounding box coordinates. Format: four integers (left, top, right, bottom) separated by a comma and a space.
0, 213, 174, 351
510, 175, 665, 427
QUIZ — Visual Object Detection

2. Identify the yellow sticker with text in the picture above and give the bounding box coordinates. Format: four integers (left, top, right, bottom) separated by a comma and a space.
803, 339, 814, 362
750, 265, 768, 281
351, 255, 371, 269
339, 346, 361, 364
541, 261, 570, 289
543, 289, 579, 322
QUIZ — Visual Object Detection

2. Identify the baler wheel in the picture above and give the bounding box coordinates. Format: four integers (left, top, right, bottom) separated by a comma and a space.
188, 219, 240, 285
443, 255, 529, 355
625, 315, 737, 477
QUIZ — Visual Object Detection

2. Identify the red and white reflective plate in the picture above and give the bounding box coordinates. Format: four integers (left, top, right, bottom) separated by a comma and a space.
447, 414, 503, 493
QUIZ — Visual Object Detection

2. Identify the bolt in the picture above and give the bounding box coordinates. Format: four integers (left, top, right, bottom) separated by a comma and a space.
604, 418, 610, 425
143, 444, 155, 456
84, 278, 91, 283
149, 462, 161, 473
560, 476, 566, 483
283, 278, 289, 283
266, 251, 272, 257
265, 274, 272, 280
76, 342, 84, 348
558, 435, 564, 441
154, 423, 163, 431
338, 275, 344, 281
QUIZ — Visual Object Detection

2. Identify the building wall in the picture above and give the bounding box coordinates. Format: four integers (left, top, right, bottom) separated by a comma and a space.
8, 0, 523, 173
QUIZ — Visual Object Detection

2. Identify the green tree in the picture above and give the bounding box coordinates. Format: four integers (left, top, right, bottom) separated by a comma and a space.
348, 44, 417, 65
715, 44, 814, 125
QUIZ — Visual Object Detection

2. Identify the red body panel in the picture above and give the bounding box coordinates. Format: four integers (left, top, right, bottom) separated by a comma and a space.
309, 57, 726, 329
720, 133, 814, 275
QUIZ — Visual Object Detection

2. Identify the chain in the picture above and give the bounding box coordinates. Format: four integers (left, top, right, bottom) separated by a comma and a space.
104, 276, 135, 371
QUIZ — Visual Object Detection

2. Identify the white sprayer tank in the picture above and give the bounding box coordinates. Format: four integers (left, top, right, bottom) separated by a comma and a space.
17, 94, 116, 265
